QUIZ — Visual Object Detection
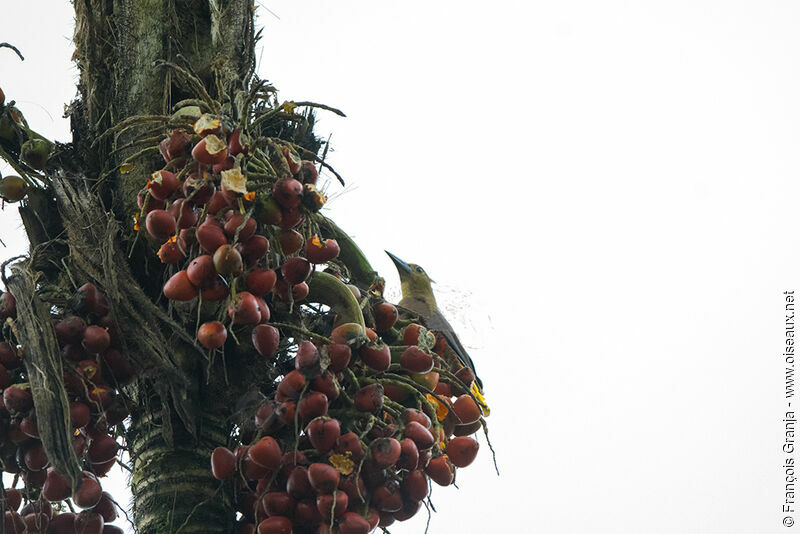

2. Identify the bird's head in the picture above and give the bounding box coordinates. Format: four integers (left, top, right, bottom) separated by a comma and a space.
386, 251, 435, 298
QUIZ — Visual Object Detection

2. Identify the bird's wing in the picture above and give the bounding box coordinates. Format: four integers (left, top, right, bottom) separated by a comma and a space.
425, 310, 483, 391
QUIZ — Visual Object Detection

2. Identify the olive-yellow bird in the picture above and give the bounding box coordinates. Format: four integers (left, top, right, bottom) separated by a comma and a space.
386, 251, 483, 391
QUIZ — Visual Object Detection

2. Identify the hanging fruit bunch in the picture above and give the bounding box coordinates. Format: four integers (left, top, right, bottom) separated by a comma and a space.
133, 110, 491, 533
0, 283, 132, 534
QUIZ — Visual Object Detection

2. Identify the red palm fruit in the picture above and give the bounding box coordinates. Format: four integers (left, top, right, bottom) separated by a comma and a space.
294, 502, 322, 527
425, 455, 454, 486
338, 512, 371, 534
455, 366, 476, 385
207, 190, 233, 214
187, 255, 216, 287
228, 291, 261, 325
82, 326, 111, 354
261, 492, 294, 517
103, 524, 125, 534
272, 178, 303, 208
0, 341, 20, 369
74, 511, 104, 534
433, 380, 452, 397
22, 512, 50, 533
452, 394, 482, 425
182, 175, 215, 205
402, 324, 427, 346
304, 237, 339, 264
252, 324, 280, 358
310, 371, 339, 402
4, 511, 26, 533
196, 219, 227, 254
179, 227, 195, 250
55, 316, 87, 345
88, 434, 119, 464
400, 346, 434, 374
353, 383, 384, 413
404, 421, 435, 450
454, 420, 482, 436
210, 447, 237, 479
373, 302, 398, 332
157, 238, 183, 263
247, 269, 277, 297
277, 370, 306, 400
48, 513, 75, 534
238, 235, 269, 266
213, 244, 243, 276
287, 466, 313, 500
330, 323, 366, 346
278, 207, 304, 230
295, 341, 320, 374
335, 432, 366, 462
299, 161, 318, 185
23, 441, 48, 471
168, 198, 197, 229
88, 386, 115, 410
22, 469, 47, 488
257, 515, 292, 534
0, 291, 15, 320
370, 438, 402, 469
298, 390, 329, 422
198, 321, 227, 350
275, 401, 296, 427
277, 229, 303, 254
272, 279, 308, 302
228, 128, 248, 156
292, 281, 309, 301
255, 298, 270, 323
396, 438, 420, 471
163, 270, 197, 301
307, 463, 340, 494
410, 370, 439, 392
43, 467, 73, 501
70, 401, 91, 429
145, 209, 176, 241
326, 343, 351, 372
281, 257, 311, 284
167, 130, 192, 159
249, 436, 282, 469
192, 134, 228, 165
76, 359, 103, 384
201, 276, 229, 301
74, 283, 108, 317
138, 189, 165, 213
382, 384, 408, 405
74, 472, 103, 508
20, 414, 39, 437
4, 488, 21, 512
242, 454, 271, 480
402, 408, 432, 429
446, 436, 479, 467
306, 417, 340, 454
223, 212, 257, 240
401, 470, 428, 502
3, 385, 33, 412
283, 147, 302, 175
359, 341, 391, 371
394, 499, 422, 521
148, 170, 180, 200
317, 490, 348, 521
212, 155, 235, 174
94, 492, 117, 522
372, 481, 403, 513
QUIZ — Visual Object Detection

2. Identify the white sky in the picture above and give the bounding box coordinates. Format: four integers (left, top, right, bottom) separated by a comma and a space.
3, 1, 800, 533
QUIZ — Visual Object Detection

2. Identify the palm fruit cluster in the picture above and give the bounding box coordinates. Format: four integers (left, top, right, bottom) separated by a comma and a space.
134, 112, 488, 533
0, 283, 131, 534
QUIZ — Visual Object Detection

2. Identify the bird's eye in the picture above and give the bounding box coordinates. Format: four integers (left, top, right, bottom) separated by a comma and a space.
416, 267, 424, 273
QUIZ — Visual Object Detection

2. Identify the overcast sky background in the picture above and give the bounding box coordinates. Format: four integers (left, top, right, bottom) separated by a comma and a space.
3, 1, 800, 533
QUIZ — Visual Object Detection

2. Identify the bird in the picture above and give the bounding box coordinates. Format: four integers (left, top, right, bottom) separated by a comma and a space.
385, 251, 485, 396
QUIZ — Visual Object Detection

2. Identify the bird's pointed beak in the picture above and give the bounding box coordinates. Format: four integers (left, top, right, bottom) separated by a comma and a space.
385, 250, 413, 274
